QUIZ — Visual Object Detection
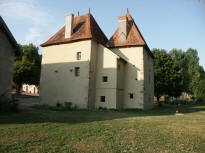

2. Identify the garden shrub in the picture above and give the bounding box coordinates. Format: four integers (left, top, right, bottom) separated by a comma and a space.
37, 85, 40, 94
64, 102, 72, 110
56, 102, 62, 107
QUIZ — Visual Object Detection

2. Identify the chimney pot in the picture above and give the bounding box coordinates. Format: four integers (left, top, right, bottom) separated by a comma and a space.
65, 14, 74, 38
118, 16, 127, 43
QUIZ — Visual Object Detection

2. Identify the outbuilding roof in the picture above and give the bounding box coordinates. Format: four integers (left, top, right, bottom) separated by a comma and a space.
41, 13, 108, 47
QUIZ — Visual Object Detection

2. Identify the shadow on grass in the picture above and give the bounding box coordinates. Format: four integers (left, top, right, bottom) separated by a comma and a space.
0, 103, 205, 125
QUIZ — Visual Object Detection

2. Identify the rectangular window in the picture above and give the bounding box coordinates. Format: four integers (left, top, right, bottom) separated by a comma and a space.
77, 52, 81, 60
100, 96, 105, 102
129, 93, 134, 99
75, 67, 80, 76
102, 76, 108, 82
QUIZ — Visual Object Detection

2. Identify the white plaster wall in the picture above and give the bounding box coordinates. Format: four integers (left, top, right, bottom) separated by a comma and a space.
0, 29, 14, 99
96, 89, 117, 108
95, 44, 118, 109
40, 40, 91, 108
111, 47, 144, 109
116, 59, 125, 109
143, 48, 154, 109
88, 40, 98, 109
22, 84, 38, 94
40, 39, 154, 110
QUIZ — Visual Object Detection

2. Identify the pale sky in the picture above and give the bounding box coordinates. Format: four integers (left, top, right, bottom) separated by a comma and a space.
0, 0, 204, 68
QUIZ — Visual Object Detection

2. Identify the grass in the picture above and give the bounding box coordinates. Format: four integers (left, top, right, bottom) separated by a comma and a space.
0, 104, 205, 153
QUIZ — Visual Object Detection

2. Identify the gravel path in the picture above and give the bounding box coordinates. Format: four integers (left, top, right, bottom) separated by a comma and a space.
15, 96, 40, 110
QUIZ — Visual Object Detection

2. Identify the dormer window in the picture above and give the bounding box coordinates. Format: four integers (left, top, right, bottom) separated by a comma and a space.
77, 52, 81, 60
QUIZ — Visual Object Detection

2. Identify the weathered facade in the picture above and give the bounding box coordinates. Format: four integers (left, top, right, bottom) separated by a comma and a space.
0, 16, 20, 99
40, 12, 154, 110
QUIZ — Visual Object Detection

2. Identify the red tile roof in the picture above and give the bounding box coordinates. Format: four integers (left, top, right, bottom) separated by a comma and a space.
41, 13, 108, 47
107, 13, 153, 58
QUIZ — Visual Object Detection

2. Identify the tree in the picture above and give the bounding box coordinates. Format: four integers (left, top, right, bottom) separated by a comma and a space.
168, 62, 184, 98
196, 0, 205, 5
195, 79, 205, 102
152, 49, 184, 105
19, 44, 41, 66
13, 44, 41, 90
185, 48, 201, 96
169, 48, 202, 97
199, 66, 205, 80
169, 49, 190, 93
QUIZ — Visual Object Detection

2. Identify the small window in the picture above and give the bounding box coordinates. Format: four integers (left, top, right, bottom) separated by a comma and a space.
100, 96, 105, 102
102, 76, 108, 82
77, 52, 81, 60
75, 67, 80, 76
129, 93, 134, 99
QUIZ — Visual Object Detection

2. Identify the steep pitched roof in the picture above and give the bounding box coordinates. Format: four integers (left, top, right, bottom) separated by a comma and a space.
0, 16, 21, 55
107, 13, 153, 58
41, 13, 108, 47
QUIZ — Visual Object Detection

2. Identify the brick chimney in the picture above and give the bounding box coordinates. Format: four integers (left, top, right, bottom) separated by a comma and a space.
118, 16, 127, 43
65, 14, 74, 38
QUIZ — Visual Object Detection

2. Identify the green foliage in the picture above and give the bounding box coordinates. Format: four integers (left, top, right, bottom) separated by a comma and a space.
199, 66, 205, 80
64, 102, 72, 110
152, 49, 168, 99
169, 48, 203, 97
56, 102, 62, 107
13, 43, 41, 87
186, 48, 201, 95
169, 49, 190, 91
37, 85, 40, 94
195, 79, 205, 102
152, 49, 184, 101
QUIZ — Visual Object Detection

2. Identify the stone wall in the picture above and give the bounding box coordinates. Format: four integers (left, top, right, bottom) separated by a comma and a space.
0, 29, 14, 99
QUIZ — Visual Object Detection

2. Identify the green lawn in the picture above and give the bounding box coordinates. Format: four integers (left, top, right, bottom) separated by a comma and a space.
0, 104, 205, 153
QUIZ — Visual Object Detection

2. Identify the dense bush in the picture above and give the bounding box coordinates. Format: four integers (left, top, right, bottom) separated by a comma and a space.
33, 102, 77, 111
56, 102, 62, 107
64, 102, 72, 110
195, 79, 205, 102
37, 85, 40, 94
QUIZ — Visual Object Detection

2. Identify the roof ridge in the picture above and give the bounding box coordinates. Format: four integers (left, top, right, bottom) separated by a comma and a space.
41, 13, 108, 47
107, 13, 153, 58
0, 16, 21, 55
89, 13, 108, 43
87, 13, 92, 37
107, 13, 147, 47
126, 13, 147, 46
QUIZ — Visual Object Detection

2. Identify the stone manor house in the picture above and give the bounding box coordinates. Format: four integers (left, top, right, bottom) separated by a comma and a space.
40, 11, 154, 110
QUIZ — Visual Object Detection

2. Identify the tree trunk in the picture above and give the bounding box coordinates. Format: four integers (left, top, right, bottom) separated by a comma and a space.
157, 96, 161, 107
